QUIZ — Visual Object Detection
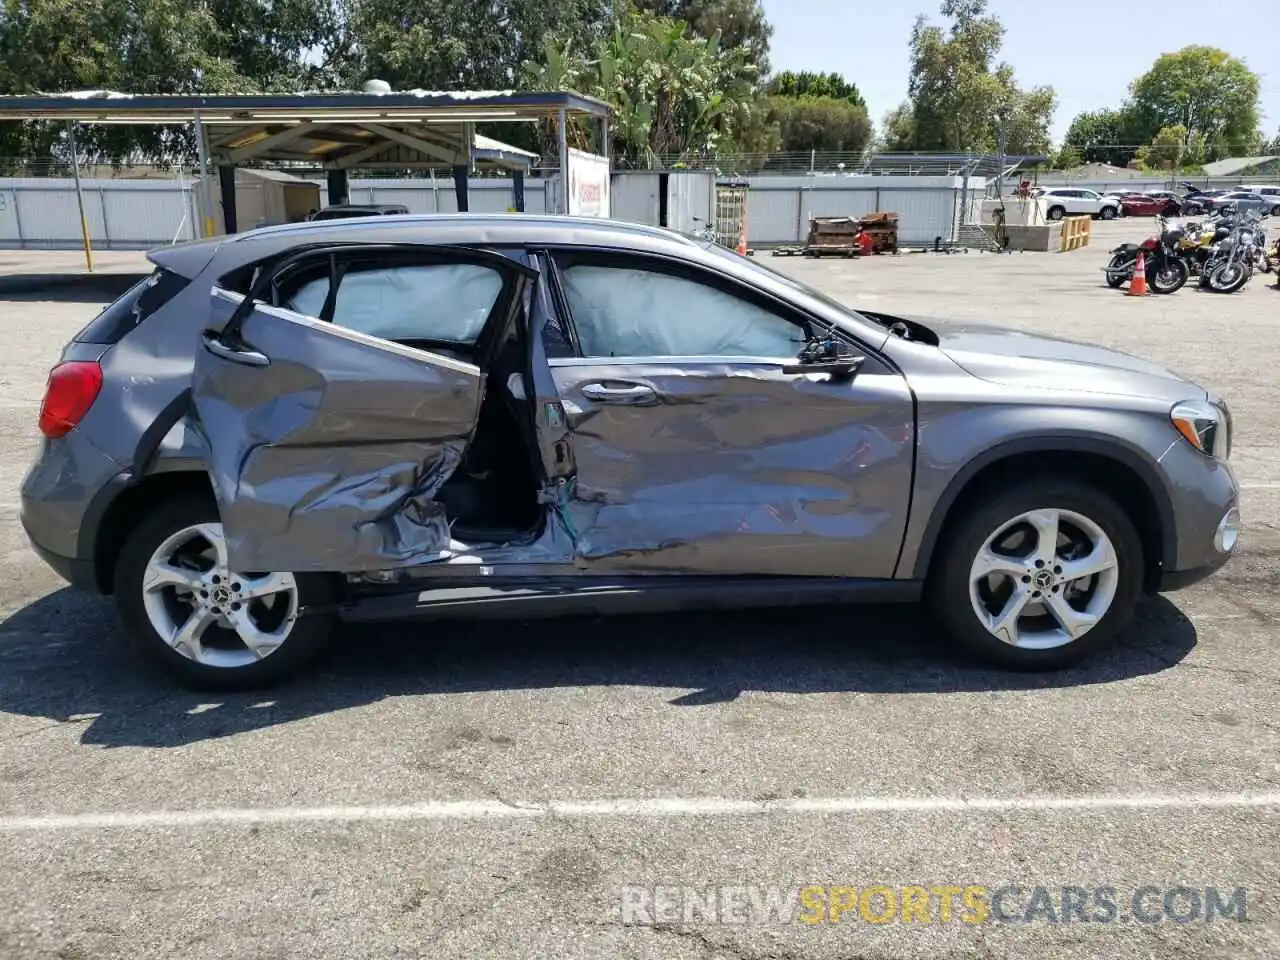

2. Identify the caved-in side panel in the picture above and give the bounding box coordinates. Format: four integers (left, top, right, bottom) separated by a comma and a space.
550, 360, 915, 578
193, 305, 483, 573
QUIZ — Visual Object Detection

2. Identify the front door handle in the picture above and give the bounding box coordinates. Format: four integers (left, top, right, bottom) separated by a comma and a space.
581, 381, 656, 403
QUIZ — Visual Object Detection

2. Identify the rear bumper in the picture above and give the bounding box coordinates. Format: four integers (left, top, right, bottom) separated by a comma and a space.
23, 523, 100, 591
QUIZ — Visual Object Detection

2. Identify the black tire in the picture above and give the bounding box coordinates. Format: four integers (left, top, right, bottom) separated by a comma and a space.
114, 494, 338, 690
925, 478, 1144, 671
1046, 206, 1066, 222
1208, 262, 1250, 294
1105, 254, 1129, 288
1100, 206, 1117, 221
1149, 257, 1189, 294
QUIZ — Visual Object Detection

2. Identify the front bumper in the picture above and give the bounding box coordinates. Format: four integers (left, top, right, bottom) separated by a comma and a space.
1160, 557, 1230, 591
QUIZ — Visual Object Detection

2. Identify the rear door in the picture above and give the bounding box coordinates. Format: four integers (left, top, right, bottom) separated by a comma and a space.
192, 243, 534, 573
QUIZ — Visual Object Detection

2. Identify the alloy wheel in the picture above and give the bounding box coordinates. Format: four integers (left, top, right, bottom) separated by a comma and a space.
140, 522, 300, 668
968, 508, 1119, 650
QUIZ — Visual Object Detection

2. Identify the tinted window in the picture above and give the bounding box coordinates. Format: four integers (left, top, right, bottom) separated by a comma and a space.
285, 262, 503, 345
559, 263, 805, 359
74, 268, 190, 344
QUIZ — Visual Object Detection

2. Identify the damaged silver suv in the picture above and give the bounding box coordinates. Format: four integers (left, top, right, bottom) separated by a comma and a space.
23, 215, 1240, 688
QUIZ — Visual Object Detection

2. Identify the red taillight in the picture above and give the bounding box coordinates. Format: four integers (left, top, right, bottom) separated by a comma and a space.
38, 361, 103, 438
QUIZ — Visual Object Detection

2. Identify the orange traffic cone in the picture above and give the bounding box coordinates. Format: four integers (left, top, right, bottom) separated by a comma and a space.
736, 218, 748, 256
1128, 250, 1149, 296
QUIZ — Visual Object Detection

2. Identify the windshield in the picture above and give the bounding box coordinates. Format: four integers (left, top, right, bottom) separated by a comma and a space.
696, 241, 891, 331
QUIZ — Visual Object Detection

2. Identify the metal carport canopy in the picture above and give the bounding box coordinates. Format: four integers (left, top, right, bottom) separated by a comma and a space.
0, 89, 612, 240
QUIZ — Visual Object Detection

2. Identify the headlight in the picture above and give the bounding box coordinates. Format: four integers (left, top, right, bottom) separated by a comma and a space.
1170, 400, 1230, 459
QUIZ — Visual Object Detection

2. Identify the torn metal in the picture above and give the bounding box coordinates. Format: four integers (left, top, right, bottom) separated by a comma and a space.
192, 294, 483, 573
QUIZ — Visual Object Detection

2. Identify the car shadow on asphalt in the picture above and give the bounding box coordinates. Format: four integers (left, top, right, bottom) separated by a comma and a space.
0, 587, 1197, 749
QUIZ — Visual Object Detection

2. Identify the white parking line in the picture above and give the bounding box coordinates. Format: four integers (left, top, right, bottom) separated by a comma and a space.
1, 793, 1278, 833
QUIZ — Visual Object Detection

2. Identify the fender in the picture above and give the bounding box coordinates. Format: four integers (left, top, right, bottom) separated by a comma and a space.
909, 434, 1179, 580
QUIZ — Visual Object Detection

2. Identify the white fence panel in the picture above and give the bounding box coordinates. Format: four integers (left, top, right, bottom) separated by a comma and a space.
610, 173, 661, 226
0, 174, 982, 249
744, 185, 803, 243
0, 187, 22, 242
99, 182, 195, 244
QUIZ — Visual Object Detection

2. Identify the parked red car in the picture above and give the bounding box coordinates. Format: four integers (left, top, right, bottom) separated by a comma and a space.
1119, 194, 1182, 217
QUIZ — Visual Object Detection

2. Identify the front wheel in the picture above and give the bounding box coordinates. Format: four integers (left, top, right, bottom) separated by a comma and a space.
926, 479, 1143, 670
1208, 261, 1251, 293
1149, 257, 1189, 294
114, 495, 338, 689
1100, 206, 1117, 221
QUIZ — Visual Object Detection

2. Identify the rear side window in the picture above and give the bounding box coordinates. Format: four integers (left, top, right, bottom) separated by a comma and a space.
284, 262, 504, 345
74, 268, 190, 344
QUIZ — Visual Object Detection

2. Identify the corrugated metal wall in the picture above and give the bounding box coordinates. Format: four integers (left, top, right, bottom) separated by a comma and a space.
0, 174, 985, 249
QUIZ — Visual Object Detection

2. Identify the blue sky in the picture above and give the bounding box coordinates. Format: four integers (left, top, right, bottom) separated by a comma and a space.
761, 0, 1280, 144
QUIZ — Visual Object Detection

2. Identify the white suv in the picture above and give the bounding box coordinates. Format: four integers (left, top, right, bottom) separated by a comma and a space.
1036, 188, 1121, 221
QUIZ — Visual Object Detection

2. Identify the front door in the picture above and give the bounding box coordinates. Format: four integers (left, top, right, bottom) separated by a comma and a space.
192, 243, 533, 573
543, 251, 915, 578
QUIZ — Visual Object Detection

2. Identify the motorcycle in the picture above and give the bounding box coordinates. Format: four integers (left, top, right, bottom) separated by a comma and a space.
1176, 213, 1234, 277
1102, 215, 1191, 293
1200, 212, 1266, 293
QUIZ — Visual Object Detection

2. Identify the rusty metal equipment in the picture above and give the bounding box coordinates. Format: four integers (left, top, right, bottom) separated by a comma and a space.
858, 212, 899, 253
804, 216, 862, 257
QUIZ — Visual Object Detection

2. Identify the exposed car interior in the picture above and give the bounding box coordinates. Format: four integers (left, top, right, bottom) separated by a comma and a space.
226, 252, 546, 545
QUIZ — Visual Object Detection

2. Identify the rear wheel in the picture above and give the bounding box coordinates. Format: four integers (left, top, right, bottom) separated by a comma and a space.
1046, 206, 1066, 222
114, 495, 338, 689
1105, 254, 1129, 288
926, 479, 1143, 670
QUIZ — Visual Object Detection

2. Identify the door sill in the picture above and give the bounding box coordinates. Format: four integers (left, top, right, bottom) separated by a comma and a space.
339, 576, 922, 624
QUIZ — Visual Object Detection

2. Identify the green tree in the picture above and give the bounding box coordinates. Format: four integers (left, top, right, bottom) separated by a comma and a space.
344, 0, 612, 90
1061, 108, 1142, 167
902, 0, 1055, 153
1052, 143, 1081, 170
1128, 46, 1260, 160
524, 3, 765, 166
1136, 123, 1187, 171
768, 71, 864, 107
0, 0, 250, 165
635, 0, 771, 70
206, 0, 345, 89
767, 95, 871, 154
878, 102, 916, 151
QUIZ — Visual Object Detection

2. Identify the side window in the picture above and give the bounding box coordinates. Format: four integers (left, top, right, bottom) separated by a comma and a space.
558, 262, 806, 359
284, 261, 504, 345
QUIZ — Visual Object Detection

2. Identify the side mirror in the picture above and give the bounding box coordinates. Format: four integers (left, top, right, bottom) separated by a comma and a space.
781, 357, 864, 381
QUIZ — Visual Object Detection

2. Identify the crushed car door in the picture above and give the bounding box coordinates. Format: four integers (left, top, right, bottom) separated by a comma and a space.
191, 243, 534, 574
545, 251, 915, 579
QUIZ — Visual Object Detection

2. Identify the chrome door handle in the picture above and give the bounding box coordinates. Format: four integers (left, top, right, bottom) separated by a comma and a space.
581, 382, 656, 402
200, 331, 270, 367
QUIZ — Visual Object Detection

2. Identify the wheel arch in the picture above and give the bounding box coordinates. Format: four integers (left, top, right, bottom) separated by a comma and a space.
82, 466, 215, 595
911, 436, 1176, 592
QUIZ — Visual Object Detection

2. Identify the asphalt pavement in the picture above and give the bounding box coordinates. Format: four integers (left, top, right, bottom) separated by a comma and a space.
0, 223, 1276, 959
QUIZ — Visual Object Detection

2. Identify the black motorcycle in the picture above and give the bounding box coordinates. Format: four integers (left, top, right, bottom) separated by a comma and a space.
1102, 216, 1191, 293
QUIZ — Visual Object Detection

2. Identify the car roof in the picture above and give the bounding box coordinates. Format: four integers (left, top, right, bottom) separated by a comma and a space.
148, 214, 703, 280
